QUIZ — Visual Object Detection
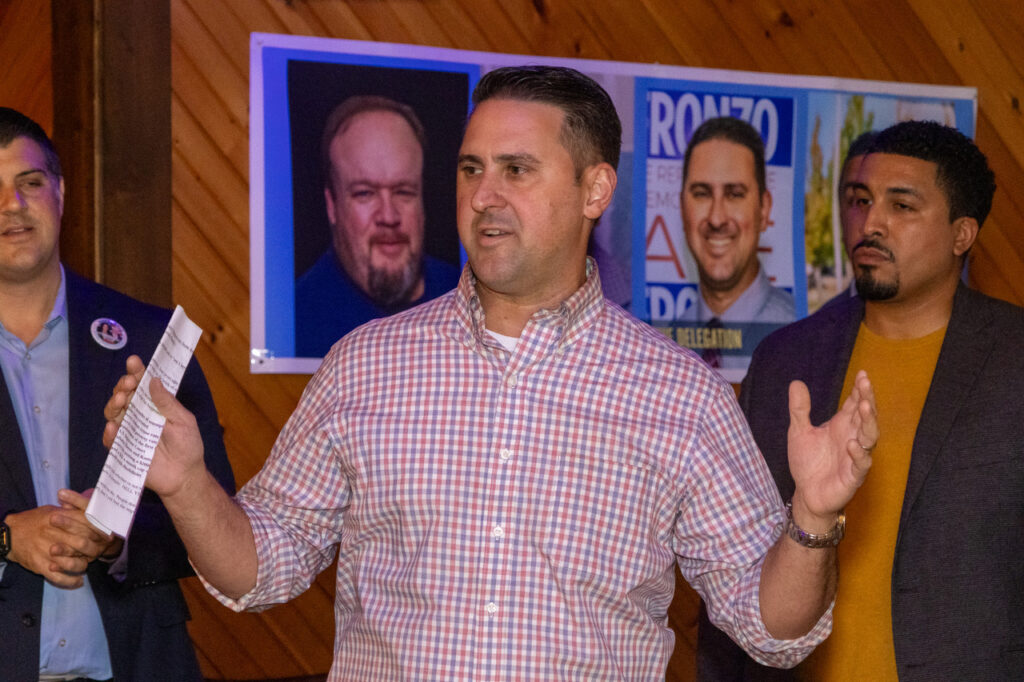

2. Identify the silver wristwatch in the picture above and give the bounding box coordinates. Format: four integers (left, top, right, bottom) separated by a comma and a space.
784, 502, 845, 548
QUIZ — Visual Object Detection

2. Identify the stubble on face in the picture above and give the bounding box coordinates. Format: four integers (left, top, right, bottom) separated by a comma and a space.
851, 236, 899, 300
326, 110, 426, 307
455, 99, 594, 309
681, 138, 768, 304
0, 138, 64, 288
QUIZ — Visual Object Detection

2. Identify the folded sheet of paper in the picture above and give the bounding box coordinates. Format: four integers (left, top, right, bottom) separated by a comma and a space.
85, 306, 203, 537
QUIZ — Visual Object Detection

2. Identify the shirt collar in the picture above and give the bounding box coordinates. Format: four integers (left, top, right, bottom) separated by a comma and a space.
0, 265, 68, 349
696, 263, 771, 323
48, 264, 68, 329
452, 257, 605, 350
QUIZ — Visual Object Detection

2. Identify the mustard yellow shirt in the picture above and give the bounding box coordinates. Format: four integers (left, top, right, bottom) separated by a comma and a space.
800, 323, 946, 681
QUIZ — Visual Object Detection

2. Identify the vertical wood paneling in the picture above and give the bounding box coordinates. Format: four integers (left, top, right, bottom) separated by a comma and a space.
0, 0, 53, 130
162, 1, 1024, 679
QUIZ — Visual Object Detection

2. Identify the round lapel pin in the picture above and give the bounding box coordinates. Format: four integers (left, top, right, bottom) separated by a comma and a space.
90, 318, 128, 350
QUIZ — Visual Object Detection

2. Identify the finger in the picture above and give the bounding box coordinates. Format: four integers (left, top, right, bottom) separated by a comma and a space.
102, 373, 137, 422
49, 511, 110, 546
102, 420, 119, 449
788, 380, 812, 431
46, 570, 86, 589
126, 353, 146, 377
845, 437, 873, 481
46, 556, 88, 586
854, 371, 879, 448
57, 489, 91, 511
148, 376, 186, 419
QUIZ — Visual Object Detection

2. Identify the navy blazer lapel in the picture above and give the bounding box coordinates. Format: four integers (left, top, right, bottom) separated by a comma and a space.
65, 272, 120, 492
0, 368, 36, 509
899, 285, 992, 531
812, 297, 864, 425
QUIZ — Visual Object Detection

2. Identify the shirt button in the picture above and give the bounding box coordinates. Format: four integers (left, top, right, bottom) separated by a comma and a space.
498, 448, 512, 462
485, 602, 498, 615
42, 460, 50, 469
506, 373, 517, 388
491, 524, 504, 539
59, 638, 66, 647
33, 405, 41, 414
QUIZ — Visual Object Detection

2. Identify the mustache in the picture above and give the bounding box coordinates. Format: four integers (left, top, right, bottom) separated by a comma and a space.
0, 218, 34, 232
852, 237, 894, 261
368, 232, 410, 245
471, 210, 516, 231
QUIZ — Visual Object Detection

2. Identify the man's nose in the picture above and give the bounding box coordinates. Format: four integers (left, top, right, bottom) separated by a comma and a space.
469, 170, 504, 213
861, 202, 887, 238
0, 184, 26, 212
377, 191, 401, 226
707, 194, 727, 229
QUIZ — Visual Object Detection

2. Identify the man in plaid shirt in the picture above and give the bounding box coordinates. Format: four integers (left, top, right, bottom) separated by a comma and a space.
106, 66, 877, 679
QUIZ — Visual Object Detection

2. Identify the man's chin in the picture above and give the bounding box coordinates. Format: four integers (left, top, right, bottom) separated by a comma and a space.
854, 274, 899, 301
367, 265, 422, 307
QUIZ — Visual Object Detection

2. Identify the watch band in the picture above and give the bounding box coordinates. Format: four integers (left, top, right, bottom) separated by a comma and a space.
785, 501, 845, 548
0, 511, 12, 561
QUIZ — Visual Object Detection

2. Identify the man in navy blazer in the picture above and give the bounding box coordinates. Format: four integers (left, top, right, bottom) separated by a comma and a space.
697, 121, 1024, 679
0, 108, 234, 680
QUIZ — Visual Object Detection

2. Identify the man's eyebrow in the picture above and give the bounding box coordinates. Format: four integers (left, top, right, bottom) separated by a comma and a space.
842, 180, 868, 193
886, 186, 924, 199
494, 152, 541, 166
16, 168, 48, 179
457, 152, 542, 166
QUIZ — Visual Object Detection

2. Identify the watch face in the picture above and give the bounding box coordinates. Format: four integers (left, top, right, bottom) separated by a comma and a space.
0, 521, 10, 558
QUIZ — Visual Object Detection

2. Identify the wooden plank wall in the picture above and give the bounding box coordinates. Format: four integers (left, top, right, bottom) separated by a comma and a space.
2, 0, 1019, 679
0, 0, 53, 132
170, 0, 1023, 679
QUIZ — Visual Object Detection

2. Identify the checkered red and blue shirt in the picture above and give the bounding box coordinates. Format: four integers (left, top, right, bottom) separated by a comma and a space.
207, 263, 830, 679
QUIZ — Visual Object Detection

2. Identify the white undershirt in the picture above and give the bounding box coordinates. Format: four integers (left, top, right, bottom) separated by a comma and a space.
486, 329, 519, 352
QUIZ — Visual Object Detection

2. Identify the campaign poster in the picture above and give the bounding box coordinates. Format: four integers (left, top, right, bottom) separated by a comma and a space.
250, 33, 975, 378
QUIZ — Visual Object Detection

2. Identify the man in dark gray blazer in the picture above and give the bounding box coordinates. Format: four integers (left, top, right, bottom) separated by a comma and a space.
698, 120, 1024, 679
0, 107, 234, 680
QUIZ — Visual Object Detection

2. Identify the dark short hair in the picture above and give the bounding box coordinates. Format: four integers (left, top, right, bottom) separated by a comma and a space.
683, 117, 767, 195
868, 120, 995, 226
845, 130, 879, 164
472, 65, 622, 178
320, 95, 426, 192
0, 107, 62, 177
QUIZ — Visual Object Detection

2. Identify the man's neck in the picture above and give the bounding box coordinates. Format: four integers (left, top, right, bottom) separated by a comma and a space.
476, 271, 587, 338
0, 264, 62, 344
479, 291, 553, 337
701, 267, 758, 317
862, 278, 957, 339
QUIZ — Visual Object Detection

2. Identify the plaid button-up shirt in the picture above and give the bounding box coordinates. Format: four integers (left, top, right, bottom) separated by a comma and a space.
207, 263, 829, 679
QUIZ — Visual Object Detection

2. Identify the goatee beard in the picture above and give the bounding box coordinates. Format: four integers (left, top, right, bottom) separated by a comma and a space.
368, 259, 422, 307
855, 271, 899, 301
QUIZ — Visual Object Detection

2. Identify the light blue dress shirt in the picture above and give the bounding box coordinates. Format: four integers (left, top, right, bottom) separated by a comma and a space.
0, 267, 113, 679
677, 264, 797, 379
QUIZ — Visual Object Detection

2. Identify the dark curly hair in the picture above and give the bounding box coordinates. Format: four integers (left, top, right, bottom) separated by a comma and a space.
868, 120, 995, 227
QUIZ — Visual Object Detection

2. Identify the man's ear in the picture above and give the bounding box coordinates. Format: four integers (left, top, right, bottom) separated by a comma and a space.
758, 189, 773, 234
324, 185, 336, 225
582, 163, 617, 221
952, 216, 979, 257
